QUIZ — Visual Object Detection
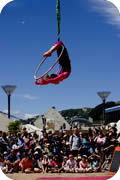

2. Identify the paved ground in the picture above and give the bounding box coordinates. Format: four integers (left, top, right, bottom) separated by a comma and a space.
7, 172, 112, 180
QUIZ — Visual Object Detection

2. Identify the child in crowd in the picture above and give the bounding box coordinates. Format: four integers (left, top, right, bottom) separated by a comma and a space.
41, 155, 48, 173
32, 152, 42, 173
48, 156, 53, 172
58, 156, 68, 173
66, 154, 77, 173
0, 154, 7, 173
20, 153, 35, 173
88, 153, 101, 172
76, 154, 82, 168
79, 155, 91, 173
101, 155, 111, 172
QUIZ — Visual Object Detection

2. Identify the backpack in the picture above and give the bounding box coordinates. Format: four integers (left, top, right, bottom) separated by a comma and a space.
71, 134, 81, 145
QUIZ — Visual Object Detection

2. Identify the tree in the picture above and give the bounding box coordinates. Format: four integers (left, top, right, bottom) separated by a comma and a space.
8, 120, 21, 134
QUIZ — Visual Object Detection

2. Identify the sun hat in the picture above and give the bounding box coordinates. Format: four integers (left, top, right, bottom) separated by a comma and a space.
69, 154, 73, 158
35, 146, 41, 150
82, 155, 87, 158
63, 156, 68, 159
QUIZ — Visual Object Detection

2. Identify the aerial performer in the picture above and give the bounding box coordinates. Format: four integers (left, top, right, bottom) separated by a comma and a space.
34, 0, 71, 85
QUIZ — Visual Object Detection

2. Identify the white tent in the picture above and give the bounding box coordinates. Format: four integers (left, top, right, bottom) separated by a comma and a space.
107, 120, 120, 134
22, 124, 42, 137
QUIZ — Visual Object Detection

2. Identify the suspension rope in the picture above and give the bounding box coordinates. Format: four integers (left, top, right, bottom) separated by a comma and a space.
56, 0, 61, 41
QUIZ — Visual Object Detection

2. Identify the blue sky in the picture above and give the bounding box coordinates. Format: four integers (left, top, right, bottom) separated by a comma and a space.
0, 0, 120, 119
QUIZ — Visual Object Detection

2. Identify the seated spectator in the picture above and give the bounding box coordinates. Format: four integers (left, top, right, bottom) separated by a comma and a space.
79, 155, 91, 173
58, 156, 68, 173
53, 155, 62, 172
33, 152, 42, 173
41, 155, 48, 173
20, 152, 34, 173
0, 154, 7, 173
76, 154, 82, 168
66, 154, 77, 173
101, 155, 111, 172
88, 153, 101, 172
48, 156, 53, 172
5, 149, 20, 173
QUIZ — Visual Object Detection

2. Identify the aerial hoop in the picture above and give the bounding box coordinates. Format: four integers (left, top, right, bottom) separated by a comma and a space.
34, 45, 64, 81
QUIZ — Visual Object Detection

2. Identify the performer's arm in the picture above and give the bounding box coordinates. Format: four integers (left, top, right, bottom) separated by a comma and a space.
43, 43, 61, 57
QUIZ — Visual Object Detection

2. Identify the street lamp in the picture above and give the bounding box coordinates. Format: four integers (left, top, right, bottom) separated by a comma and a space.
1, 85, 16, 119
97, 91, 111, 124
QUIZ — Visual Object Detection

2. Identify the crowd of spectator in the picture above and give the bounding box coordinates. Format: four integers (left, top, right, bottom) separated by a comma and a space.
0, 124, 119, 174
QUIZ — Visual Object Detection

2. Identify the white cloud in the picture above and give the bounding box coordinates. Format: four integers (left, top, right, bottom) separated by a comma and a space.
2, 109, 21, 115
24, 113, 38, 120
2, 109, 8, 114
20, 21, 25, 24
23, 94, 40, 100
14, 94, 40, 100
12, 111, 21, 115
89, 0, 120, 28
2, 109, 39, 120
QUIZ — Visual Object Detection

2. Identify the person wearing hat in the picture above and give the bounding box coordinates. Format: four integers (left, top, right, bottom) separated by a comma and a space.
58, 156, 68, 173
66, 154, 77, 173
32, 152, 42, 173
78, 155, 91, 173
76, 153, 82, 169
41, 155, 48, 173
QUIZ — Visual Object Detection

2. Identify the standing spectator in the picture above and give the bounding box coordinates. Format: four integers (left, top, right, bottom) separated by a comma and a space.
17, 132, 24, 149
81, 135, 90, 156
52, 135, 62, 155
69, 127, 81, 157
94, 132, 106, 154
7, 132, 15, 151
